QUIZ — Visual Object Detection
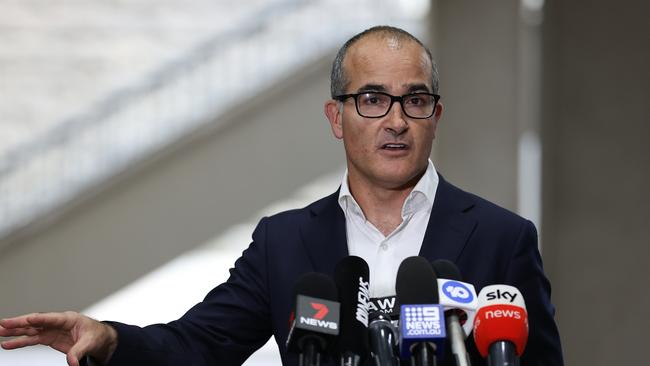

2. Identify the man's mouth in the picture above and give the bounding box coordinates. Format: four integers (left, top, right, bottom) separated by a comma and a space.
381, 143, 408, 150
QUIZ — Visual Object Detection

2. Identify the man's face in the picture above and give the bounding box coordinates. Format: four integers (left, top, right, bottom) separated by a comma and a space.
325, 36, 443, 191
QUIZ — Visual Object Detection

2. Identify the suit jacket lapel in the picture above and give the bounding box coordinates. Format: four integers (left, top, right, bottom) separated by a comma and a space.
419, 175, 477, 263
299, 190, 349, 276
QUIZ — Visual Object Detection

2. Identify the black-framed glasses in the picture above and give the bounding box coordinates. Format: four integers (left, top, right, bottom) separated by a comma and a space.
334, 91, 441, 119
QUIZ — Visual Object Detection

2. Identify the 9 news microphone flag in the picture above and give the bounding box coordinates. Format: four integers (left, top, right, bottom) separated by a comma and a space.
396, 256, 446, 366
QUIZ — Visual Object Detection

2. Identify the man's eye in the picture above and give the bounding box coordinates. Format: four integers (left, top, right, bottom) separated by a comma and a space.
407, 96, 424, 105
361, 94, 383, 105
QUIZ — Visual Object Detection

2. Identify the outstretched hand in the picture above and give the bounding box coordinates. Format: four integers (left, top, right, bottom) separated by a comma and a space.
0, 311, 117, 366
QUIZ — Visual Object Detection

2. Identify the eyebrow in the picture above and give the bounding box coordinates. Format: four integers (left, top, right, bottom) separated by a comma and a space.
356, 84, 387, 93
354, 83, 431, 94
405, 83, 431, 93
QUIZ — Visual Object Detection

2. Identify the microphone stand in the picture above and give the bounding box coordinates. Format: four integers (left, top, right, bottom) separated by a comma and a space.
411, 342, 436, 366
340, 352, 361, 366
447, 312, 471, 366
299, 339, 322, 366
368, 314, 398, 366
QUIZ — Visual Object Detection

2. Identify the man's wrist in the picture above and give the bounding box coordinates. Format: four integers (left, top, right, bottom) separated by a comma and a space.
96, 322, 118, 365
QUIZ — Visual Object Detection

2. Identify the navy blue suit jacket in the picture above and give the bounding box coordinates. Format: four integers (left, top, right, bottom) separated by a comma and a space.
106, 176, 563, 365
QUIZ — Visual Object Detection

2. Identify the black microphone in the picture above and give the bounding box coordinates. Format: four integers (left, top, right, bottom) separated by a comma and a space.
432, 260, 473, 366
367, 311, 399, 366
286, 272, 341, 366
334, 256, 370, 366
396, 256, 446, 366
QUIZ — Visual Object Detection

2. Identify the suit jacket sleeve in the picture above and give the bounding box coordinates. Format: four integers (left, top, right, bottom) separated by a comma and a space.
505, 220, 563, 366
105, 217, 274, 366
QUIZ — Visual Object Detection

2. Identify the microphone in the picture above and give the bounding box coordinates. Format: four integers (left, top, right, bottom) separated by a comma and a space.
473, 285, 528, 366
334, 256, 370, 366
432, 260, 478, 366
367, 311, 399, 366
396, 256, 446, 366
286, 272, 341, 366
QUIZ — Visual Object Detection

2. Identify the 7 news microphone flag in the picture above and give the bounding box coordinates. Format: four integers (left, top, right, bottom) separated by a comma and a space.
286, 272, 341, 366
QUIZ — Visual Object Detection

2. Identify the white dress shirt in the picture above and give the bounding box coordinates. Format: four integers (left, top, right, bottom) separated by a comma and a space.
338, 160, 439, 298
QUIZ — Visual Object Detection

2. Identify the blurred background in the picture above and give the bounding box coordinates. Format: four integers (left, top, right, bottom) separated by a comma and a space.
0, 0, 648, 364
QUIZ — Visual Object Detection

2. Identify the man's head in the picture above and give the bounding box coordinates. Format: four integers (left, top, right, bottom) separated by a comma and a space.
324, 26, 443, 191
330, 26, 440, 98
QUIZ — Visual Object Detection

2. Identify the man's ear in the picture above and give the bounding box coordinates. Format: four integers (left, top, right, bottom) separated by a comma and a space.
324, 99, 344, 139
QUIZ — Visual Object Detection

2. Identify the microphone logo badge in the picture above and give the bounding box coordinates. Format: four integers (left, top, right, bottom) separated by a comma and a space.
296, 295, 340, 334
486, 289, 518, 303
310, 302, 329, 320
400, 305, 446, 337
368, 296, 398, 319
355, 277, 370, 326
441, 280, 474, 304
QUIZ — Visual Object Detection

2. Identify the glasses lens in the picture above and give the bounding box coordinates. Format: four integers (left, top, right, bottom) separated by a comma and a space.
357, 93, 391, 117
403, 93, 435, 118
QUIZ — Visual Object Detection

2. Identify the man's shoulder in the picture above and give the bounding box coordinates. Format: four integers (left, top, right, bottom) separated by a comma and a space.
260, 190, 340, 224
440, 177, 532, 229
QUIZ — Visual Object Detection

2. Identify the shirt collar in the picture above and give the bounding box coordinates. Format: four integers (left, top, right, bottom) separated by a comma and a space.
338, 159, 439, 220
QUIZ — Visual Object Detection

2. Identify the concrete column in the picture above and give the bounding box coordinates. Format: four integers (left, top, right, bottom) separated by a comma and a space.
542, 0, 650, 364
430, 0, 520, 211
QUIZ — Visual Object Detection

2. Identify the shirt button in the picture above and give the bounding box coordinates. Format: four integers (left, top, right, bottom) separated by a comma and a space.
380, 243, 389, 251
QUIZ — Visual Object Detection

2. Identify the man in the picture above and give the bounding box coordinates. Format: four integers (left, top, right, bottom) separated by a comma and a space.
0, 26, 563, 365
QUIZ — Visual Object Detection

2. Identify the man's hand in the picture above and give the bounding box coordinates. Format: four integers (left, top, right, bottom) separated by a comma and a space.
0, 311, 118, 366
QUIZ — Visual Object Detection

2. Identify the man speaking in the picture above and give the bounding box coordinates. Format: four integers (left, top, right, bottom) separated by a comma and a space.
0, 26, 563, 366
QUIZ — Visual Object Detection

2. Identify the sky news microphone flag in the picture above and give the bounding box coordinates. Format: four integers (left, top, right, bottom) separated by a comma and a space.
473, 285, 528, 365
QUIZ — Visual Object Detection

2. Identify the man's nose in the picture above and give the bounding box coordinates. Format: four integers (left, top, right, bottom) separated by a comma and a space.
384, 100, 409, 135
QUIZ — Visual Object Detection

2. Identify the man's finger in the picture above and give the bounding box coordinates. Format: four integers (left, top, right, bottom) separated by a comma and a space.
26, 312, 72, 329
66, 353, 81, 366
0, 335, 42, 350
1, 312, 74, 330
0, 326, 40, 337
0, 314, 41, 329
66, 338, 91, 366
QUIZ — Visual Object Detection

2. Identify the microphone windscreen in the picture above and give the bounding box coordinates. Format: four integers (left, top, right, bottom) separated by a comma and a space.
396, 257, 446, 360
473, 285, 528, 357
432, 259, 463, 281
286, 272, 341, 355
335, 256, 370, 356
433, 260, 478, 335
293, 272, 338, 301
396, 256, 438, 304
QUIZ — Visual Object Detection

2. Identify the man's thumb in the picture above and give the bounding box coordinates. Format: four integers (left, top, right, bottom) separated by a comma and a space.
66, 340, 90, 366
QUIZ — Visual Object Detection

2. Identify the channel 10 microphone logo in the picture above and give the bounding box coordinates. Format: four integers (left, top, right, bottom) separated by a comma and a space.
400, 304, 446, 338
441, 280, 474, 304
